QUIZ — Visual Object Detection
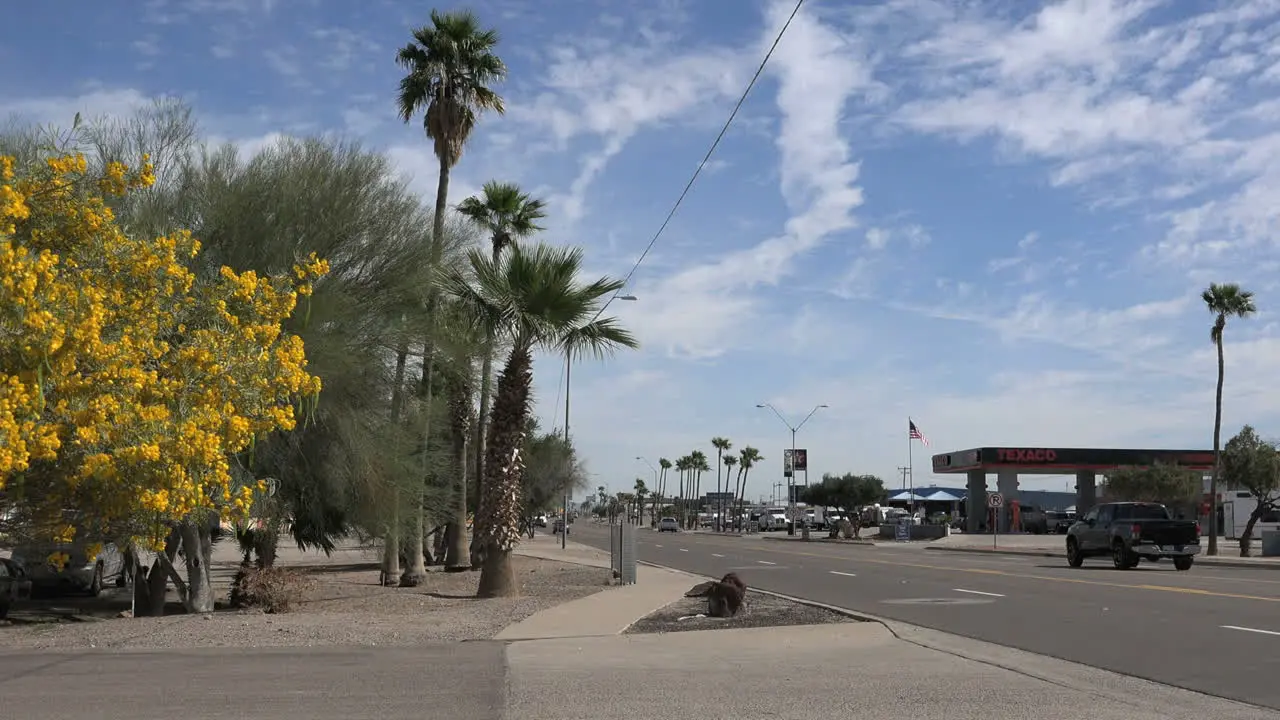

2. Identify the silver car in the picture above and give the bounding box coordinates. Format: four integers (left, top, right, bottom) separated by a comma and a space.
10, 543, 127, 597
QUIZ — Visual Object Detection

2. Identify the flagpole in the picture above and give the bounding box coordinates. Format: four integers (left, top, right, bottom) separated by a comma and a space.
908, 417, 914, 513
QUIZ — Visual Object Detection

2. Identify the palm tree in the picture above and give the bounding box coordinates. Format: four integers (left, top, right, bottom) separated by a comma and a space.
633, 478, 648, 525
457, 182, 548, 505
690, 450, 710, 529
396, 9, 507, 573
1202, 282, 1257, 556
441, 243, 638, 597
737, 447, 762, 525
722, 454, 738, 529
657, 457, 671, 520
711, 437, 732, 531
675, 456, 690, 526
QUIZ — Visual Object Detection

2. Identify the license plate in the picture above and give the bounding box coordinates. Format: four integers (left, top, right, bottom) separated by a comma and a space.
1160, 545, 1183, 552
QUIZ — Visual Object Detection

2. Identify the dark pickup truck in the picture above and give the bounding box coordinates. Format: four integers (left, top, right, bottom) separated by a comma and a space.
1066, 502, 1201, 571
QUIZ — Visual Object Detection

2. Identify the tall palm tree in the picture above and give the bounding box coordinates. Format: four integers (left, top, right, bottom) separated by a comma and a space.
722, 454, 738, 529
711, 437, 732, 531
457, 182, 548, 505
675, 456, 690, 525
441, 243, 638, 597
396, 9, 507, 573
657, 457, 672, 522
690, 450, 710, 529
1202, 282, 1257, 556
633, 478, 648, 525
737, 447, 762, 524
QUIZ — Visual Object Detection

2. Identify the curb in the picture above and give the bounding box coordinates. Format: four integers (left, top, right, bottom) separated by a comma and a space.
924, 544, 1280, 570
760, 535, 877, 546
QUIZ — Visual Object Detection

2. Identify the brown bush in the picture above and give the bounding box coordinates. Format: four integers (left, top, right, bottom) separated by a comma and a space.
230, 564, 311, 613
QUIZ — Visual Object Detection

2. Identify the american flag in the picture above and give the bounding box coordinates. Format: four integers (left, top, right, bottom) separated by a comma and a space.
909, 420, 930, 447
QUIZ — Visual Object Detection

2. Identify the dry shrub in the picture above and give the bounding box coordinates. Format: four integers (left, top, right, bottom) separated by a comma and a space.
230, 564, 311, 613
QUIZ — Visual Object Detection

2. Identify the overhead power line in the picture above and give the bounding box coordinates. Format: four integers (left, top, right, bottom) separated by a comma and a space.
590, 0, 808, 322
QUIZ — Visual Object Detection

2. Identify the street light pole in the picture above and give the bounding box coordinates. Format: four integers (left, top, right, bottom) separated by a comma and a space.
562, 295, 637, 549
756, 403, 828, 537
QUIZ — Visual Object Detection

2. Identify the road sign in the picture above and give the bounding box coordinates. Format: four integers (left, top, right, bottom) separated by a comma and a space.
987, 492, 1004, 509
894, 522, 909, 542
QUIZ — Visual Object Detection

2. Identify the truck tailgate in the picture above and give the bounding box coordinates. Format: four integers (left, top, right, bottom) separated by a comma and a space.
1137, 520, 1198, 546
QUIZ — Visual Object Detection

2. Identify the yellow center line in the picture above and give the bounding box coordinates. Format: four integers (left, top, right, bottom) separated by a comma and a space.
660, 536, 1280, 603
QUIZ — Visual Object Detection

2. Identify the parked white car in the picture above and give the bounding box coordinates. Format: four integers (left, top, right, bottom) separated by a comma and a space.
657, 517, 680, 533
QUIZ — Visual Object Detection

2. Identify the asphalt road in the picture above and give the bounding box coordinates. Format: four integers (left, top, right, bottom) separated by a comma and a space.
570, 523, 1280, 710
0, 643, 506, 720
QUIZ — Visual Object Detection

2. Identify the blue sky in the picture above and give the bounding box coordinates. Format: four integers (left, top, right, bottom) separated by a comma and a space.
5, 0, 1280, 501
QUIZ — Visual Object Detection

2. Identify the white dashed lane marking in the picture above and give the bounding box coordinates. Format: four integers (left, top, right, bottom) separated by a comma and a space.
679, 548, 689, 552
953, 588, 1004, 598
829, 571, 857, 578
757, 560, 777, 565
1222, 625, 1280, 637
711, 553, 724, 558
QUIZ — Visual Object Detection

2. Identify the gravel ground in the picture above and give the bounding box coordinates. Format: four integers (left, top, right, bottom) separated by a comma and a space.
0, 556, 609, 649
625, 590, 862, 634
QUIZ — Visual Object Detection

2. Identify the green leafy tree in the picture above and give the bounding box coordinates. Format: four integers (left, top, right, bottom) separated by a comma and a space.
803, 473, 887, 517
1101, 464, 1202, 511
1202, 282, 1256, 555
441, 243, 637, 596
1221, 425, 1280, 557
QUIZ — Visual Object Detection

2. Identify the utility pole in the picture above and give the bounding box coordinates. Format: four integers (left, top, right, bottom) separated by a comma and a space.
898, 466, 909, 491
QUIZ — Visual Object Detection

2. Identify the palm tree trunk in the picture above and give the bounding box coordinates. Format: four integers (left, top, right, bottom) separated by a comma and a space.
472, 244, 501, 515
403, 338, 434, 584
428, 157, 469, 571
1209, 332, 1226, 556
737, 466, 749, 530
476, 345, 535, 598
381, 340, 409, 585
447, 360, 474, 567
715, 452, 723, 532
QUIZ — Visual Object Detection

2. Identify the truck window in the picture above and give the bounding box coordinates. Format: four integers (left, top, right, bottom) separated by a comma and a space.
1114, 504, 1170, 521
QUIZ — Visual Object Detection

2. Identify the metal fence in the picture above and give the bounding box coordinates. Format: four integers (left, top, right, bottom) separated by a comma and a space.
609, 521, 637, 585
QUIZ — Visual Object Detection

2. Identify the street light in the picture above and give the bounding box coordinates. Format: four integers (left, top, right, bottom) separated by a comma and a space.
756, 402, 828, 536
562, 294, 638, 548
635, 456, 658, 526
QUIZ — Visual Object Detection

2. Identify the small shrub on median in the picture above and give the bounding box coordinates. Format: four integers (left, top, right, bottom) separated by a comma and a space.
230, 564, 311, 613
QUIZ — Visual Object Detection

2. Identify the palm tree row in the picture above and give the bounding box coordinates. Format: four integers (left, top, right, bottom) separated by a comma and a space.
643, 442, 762, 531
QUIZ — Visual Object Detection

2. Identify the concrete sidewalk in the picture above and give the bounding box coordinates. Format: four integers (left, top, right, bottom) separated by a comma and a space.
505, 622, 1269, 719
496, 538, 697, 640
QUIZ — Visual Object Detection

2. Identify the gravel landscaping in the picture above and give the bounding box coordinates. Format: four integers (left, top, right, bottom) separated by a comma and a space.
625, 590, 862, 634
0, 555, 609, 649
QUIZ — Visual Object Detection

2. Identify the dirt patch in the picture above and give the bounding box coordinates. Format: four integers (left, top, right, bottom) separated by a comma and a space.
0, 556, 608, 649
625, 590, 862, 634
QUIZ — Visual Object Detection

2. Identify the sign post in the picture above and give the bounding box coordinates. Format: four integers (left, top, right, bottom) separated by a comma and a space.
987, 492, 1004, 549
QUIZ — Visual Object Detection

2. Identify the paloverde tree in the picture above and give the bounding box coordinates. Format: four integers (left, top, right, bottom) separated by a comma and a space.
457, 182, 548, 502
396, 8, 508, 573
441, 243, 638, 597
1203, 282, 1256, 555
1221, 425, 1280, 557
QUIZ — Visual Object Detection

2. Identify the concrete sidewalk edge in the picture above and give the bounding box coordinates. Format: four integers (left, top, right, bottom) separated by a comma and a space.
924, 544, 1280, 570
633, 556, 1272, 714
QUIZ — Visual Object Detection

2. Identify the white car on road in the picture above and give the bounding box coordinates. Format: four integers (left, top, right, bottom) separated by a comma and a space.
657, 517, 680, 533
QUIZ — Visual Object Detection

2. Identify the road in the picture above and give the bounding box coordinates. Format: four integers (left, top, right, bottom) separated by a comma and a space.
570, 523, 1280, 710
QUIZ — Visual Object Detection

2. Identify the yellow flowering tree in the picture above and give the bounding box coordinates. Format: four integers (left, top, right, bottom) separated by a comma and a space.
0, 149, 327, 612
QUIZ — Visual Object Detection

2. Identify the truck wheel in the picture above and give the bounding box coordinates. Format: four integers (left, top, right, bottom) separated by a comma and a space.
1066, 539, 1084, 567
1112, 542, 1135, 570
1173, 557, 1193, 571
